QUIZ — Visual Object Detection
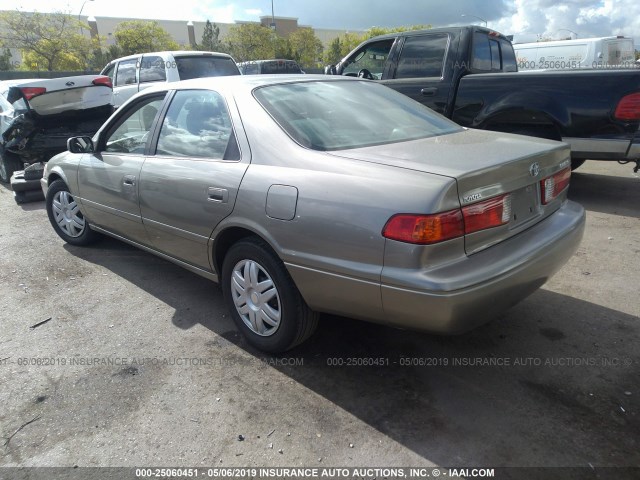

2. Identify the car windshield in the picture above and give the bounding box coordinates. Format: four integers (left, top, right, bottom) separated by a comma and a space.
175, 56, 240, 80
253, 80, 462, 151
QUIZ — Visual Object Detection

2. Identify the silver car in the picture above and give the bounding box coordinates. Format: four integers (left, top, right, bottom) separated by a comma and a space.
41, 75, 585, 353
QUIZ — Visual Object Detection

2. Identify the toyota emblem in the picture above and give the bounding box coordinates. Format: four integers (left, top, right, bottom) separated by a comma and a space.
529, 162, 540, 177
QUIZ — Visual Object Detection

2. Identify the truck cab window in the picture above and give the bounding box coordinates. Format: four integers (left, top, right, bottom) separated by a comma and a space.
341, 40, 394, 79
395, 34, 449, 79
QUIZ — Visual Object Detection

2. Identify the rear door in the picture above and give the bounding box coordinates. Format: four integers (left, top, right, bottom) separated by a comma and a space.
139, 89, 249, 270
112, 57, 140, 108
385, 33, 452, 115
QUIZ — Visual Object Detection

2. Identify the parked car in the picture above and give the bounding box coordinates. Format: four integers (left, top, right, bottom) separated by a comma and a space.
514, 36, 636, 71
237, 59, 304, 75
101, 51, 240, 108
41, 76, 585, 353
325, 26, 640, 172
0, 75, 113, 184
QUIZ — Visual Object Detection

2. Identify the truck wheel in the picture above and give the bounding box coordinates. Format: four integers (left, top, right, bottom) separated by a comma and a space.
45, 179, 99, 246
0, 151, 23, 184
221, 237, 318, 353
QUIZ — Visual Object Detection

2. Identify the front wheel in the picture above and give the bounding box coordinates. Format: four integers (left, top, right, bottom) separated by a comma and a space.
46, 179, 99, 246
221, 238, 318, 353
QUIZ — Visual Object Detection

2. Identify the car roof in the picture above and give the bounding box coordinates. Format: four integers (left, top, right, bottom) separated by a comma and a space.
140, 74, 360, 95
107, 50, 234, 64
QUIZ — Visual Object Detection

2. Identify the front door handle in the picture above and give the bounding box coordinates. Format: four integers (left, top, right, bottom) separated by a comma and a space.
123, 175, 136, 186
421, 87, 438, 97
208, 187, 228, 203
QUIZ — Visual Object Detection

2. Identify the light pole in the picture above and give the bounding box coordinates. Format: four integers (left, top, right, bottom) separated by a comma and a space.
557, 28, 578, 39
78, 0, 94, 35
461, 14, 487, 27
270, 0, 276, 32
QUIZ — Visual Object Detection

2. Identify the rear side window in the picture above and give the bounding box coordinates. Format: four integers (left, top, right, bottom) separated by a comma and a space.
175, 56, 240, 80
156, 90, 239, 160
395, 34, 449, 78
140, 55, 167, 83
472, 33, 513, 72
115, 59, 138, 87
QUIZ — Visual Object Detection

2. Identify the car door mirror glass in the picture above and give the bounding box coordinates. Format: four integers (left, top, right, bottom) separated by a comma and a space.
68, 136, 95, 153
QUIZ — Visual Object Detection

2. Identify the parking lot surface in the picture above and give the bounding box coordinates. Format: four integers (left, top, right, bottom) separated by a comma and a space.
0, 161, 638, 472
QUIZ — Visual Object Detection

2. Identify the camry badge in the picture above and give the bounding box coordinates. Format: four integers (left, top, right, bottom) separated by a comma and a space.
529, 162, 540, 177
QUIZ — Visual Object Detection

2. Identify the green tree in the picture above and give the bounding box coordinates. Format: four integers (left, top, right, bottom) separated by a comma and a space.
0, 47, 13, 71
636, 50, 639, 61
199, 20, 225, 52
0, 10, 97, 71
324, 37, 343, 64
225, 23, 277, 62
114, 20, 179, 57
288, 27, 323, 69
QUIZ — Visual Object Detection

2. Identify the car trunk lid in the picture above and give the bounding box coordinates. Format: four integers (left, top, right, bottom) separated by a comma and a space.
327, 128, 571, 254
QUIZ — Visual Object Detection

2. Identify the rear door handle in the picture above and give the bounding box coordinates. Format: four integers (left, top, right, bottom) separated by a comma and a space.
207, 187, 228, 203
123, 175, 136, 186
421, 87, 438, 97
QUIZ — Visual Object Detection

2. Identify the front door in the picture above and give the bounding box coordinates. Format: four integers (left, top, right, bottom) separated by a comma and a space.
77, 93, 166, 244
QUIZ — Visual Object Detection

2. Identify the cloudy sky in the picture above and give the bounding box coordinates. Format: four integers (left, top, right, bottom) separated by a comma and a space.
8, 0, 640, 43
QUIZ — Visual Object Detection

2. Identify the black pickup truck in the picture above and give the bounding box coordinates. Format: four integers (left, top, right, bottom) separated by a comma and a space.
326, 26, 640, 171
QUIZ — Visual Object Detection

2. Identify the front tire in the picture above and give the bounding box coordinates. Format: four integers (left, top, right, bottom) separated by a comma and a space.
221, 238, 318, 353
46, 179, 99, 246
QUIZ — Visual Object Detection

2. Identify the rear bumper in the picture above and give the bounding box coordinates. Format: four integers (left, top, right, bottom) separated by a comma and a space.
563, 137, 640, 160
380, 200, 585, 333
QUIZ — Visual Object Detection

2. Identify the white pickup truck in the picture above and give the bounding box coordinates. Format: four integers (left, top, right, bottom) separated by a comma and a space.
100, 51, 240, 108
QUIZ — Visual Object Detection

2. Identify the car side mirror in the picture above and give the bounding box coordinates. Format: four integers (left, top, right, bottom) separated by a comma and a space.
67, 136, 95, 154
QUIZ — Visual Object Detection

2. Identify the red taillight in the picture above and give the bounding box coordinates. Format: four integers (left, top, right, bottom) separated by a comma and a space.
382, 211, 464, 245
462, 194, 512, 234
383, 194, 514, 245
540, 167, 571, 205
92, 76, 113, 88
20, 87, 47, 100
614, 93, 640, 121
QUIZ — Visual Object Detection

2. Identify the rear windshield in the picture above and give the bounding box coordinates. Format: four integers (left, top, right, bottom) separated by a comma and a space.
261, 61, 303, 74
175, 56, 240, 80
254, 80, 462, 151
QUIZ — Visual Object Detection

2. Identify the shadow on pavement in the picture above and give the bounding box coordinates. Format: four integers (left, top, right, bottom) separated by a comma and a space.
65, 237, 640, 471
569, 170, 640, 219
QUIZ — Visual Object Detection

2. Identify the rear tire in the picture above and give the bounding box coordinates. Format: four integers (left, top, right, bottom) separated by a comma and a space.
45, 179, 99, 246
221, 237, 318, 353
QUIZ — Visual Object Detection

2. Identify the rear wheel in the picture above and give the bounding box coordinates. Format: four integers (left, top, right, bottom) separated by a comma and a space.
0, 150, 23, 184
45, 179, 99, 246
221, 237, 318, 353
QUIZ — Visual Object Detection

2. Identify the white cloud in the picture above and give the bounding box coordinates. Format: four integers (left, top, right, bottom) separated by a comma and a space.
244, 8, 262, 16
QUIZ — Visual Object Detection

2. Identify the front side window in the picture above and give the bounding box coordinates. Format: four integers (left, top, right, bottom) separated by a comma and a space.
104, 96, 165, 154
156, 90, 239, 160
102, 63, 115, 83
395, 34, 449, 79
341, 40, 394, 79
115, 59, 138, 87
254, 80, 462, 151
